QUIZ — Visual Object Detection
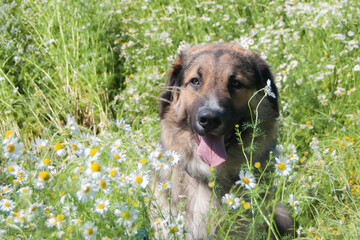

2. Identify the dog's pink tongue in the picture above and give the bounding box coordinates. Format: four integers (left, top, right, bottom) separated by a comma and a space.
197, 135, 226, 167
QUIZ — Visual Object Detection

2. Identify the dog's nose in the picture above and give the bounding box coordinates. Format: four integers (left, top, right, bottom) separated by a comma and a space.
198, 108, 223, 132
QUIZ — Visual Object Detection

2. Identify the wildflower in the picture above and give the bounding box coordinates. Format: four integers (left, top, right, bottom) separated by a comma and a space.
158, 181, 172, 192
317, 94, 328, 106
309, 137, 320, 149
69, 139, 85, 156
76, 181, 95, 202
85, 147, 101, 160
264, 79, 276, 98
83, 221, 98, 240
275, 157, 293, 176
85, 161, 103, 179
45, 215, 57, 228
32, 137, 48, 150
288, 194, 300, 214
66, 114, 79, 133
95, 178, 111, 194
235, 170, 256, 190
0, 199, 15, 212
222, 193, 241, 209
115, 118, 131, 131
110, 139, 122, 151
115, 204, 138, 228
94, 199, 110, 215
108, 148, 126, 163
54, 142, 66, 157
98, 122, 105, 128
131, 170, 150, 189
354, 65, 360, 71
3, 129, 15, 143
3, 137, 23, 160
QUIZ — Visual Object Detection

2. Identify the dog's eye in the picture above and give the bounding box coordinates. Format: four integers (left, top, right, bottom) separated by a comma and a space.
229, 79, 242, 89
190, 78, 201, 86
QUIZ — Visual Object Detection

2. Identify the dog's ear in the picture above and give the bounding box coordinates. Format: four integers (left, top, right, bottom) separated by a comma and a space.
159, 53, 185, 119
251, 54, 279, 116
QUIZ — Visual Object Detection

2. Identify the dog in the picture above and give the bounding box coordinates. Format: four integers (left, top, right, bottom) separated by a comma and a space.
152, 43, 292, 239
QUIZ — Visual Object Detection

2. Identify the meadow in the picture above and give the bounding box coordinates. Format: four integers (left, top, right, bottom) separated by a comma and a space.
0, 0, 359, 239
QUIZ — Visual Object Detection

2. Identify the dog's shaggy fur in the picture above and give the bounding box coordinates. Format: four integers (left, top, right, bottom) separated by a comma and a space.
152, 43, 292, 239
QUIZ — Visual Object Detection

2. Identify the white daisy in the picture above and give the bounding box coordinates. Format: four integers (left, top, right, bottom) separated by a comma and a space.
83, 221, 98, 240
275, 157, 293, 176
221, 193, 241, 209
235, 170, 256, 190
0, 199, 15, 212
94, 199, 110, 215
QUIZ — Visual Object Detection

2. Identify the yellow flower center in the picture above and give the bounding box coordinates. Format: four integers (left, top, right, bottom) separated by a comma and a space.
100, 180, 106, 189
119, 124, 124, 128
7, 144, 15, 153
110, 169, 117, 177
135, 176, 142, 184
4, 202, 10, 207
139, 158, 147, 164
5, 129, 14, 139
56, 214, 65, 222
88, 227, 93, 235
39, 171, 50, 181
90, 149, 98, 157
170, 226, 178, 233
278, 163, 285, 170
83, 186, 90, 193
90, 162, 100, 172
98, 204, 105, 209
22, 188, 29, 193
162, 184, 168, 188
72, 144, 78, 150
113, 154, 120, 159
8, 166, 14, 172
242, 177, 249, 184
122, 211, 130, 219
244, 203, 250, 209
38, 144, 44, 148
54, 143, 64, 151
226, 198, 234, 204
43, 158, 51, 165
254, 162, 261, 168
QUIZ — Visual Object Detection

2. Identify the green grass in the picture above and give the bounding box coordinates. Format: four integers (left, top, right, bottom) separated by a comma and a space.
0, 0, 360, 239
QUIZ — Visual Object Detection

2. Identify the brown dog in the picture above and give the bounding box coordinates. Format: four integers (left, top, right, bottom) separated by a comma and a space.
153, 43, 292, 239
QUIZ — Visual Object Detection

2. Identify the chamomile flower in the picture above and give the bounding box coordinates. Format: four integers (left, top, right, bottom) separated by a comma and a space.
108, 148, 126, 163
83, 221, 98, 240
69, 139, 85, 156
54, 142, 66, 157
110, 139, 122, 151
131, 170, 150, 189
32, 137, 48, 150
66, 114, 79, 133
264, 79, 276, 98
3, 137, 24, 160
76, 181, 95, 202
115, 204, 138, 228
0, 199, 15, 212
3, 129, 15, 144
34, 170, 52, 189
275, 157, 293, 176
309, 137, 320, 149
236, 170, 256, 190
222, 193, 241, 209
95, 178, 111, 194
354, 65, 360, 71
288, 194, 300, 214
94, 199, 110, 215
85, 160, 103, 179
115, 118, 131, 131
158, 181, 172, 192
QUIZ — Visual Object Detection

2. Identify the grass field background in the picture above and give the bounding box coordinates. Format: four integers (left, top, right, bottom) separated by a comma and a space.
0, 0, 360, 239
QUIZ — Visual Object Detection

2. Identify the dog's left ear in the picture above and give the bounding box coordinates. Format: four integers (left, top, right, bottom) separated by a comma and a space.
159, 53, 185, 119
251, 54, 279, 116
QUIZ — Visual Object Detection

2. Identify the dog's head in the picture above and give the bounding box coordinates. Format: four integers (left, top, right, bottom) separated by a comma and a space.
160, 43, 279, 167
